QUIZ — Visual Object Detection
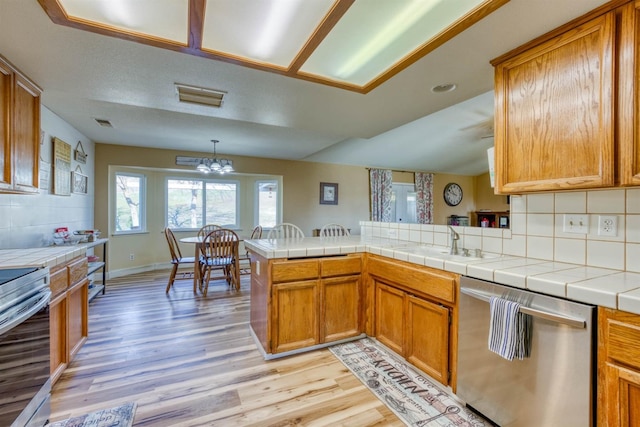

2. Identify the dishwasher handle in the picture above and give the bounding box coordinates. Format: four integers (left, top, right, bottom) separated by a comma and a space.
460, 287, 586, 329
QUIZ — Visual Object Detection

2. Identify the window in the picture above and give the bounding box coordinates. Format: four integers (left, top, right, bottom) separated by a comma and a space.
166, 178, 239, 229
255, 180, 278, 228
115, 173, 146, 233
391, 183, 417, 223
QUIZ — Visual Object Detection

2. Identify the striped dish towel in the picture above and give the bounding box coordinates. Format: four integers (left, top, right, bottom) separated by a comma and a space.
488, 296, 532, 361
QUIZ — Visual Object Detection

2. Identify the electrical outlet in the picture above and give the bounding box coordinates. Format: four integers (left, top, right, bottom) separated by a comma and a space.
598, 215, 618, 236
387, 229, 397, 238
129, 253, 135, 261
563, 214, 588, 234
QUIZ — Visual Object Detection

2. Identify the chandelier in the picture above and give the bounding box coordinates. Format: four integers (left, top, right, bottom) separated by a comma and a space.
196, 139, 234, 174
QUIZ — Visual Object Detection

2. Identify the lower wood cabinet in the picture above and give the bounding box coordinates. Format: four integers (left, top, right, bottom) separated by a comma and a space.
598, 307, 640, 426
271, 274, 362, 354
49, 256, 89, 385
374, 280, 450, 385
368, 254, 458, 388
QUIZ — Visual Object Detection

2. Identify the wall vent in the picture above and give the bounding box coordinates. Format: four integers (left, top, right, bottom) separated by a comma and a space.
175, 83, 226, 108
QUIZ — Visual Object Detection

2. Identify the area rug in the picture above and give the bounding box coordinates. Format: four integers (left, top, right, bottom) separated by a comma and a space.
329, 338, 488, 427
48, 402, 137, 427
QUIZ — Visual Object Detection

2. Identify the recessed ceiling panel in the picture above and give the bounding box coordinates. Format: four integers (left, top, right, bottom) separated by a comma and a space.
202, 0, 335, 68
58, 0, 189, 44
301, 0, 487, 85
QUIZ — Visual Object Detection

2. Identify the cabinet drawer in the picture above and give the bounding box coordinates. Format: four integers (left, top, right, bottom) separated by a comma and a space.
67, 257, 88, 286
49, 265, 67, 297
321, 255, 361, 278
368, 256, 456, 303
271, 260, 319, 283
603, 314, 640, 371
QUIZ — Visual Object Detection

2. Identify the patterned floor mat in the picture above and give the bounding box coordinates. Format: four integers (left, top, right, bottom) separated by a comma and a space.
329, 338, 489, 427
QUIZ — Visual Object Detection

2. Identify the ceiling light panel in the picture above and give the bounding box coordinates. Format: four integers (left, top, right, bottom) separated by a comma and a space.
201, 0, 334, 67
300, 0, 487, 86
57, 0, 189, 44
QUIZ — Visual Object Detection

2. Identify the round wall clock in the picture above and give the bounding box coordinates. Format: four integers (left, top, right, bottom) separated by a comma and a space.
443, 182, 463, 206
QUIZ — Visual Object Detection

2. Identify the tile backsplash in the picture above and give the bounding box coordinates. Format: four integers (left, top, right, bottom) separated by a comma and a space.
361, 188, 640, 273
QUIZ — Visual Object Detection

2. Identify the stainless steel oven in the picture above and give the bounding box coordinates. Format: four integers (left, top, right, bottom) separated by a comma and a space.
0, 267, 51, 427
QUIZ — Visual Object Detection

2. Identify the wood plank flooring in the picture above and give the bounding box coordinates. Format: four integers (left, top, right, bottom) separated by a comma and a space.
50, 270, 403, 426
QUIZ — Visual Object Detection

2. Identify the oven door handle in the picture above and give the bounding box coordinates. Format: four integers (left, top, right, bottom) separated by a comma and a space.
0, 289, 51, 336
460, 287, 586, 328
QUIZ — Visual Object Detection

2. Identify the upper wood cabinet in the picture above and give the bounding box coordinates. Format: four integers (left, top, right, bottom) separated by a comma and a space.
492, 1, 640, 193
0, 54, 40, 194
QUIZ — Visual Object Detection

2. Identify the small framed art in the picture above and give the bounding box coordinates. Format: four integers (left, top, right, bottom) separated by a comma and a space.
320, 182, 338, 205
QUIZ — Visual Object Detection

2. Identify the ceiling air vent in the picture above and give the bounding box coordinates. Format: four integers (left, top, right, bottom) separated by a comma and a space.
175, 83, 226, 108
94, 118, 113, 127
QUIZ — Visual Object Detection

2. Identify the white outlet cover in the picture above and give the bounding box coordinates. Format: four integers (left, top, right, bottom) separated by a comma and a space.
598, 215, 618, 236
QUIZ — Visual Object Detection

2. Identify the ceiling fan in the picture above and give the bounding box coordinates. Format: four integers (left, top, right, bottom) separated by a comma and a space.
460, 117, 494, 140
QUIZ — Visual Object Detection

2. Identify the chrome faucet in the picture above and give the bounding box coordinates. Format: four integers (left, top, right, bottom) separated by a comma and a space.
448, 226, 460, 255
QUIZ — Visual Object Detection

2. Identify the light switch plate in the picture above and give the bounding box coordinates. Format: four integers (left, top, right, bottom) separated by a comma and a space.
563, 214, 588, 234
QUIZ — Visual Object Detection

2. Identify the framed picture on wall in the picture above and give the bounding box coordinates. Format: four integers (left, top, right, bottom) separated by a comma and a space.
320, 182, 338, 205
71, 166, 88, 194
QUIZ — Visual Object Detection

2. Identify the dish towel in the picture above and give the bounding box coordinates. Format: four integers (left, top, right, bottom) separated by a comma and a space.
488, 296, 532, 361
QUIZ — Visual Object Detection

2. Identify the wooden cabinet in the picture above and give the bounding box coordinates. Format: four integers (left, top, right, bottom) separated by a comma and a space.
49, 256, 89, 385
493, 8, 616, 193
368, 254, 458, 387
250, 253, 363, 355
0, 54, 40, 194
598, 307, 640, 427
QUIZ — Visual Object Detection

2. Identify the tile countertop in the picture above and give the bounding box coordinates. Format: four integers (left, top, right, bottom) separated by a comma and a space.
245, 236, 640, 315
0, 239, 108, 270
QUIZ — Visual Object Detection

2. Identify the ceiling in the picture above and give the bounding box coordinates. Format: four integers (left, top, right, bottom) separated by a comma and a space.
0, 0, 610, 175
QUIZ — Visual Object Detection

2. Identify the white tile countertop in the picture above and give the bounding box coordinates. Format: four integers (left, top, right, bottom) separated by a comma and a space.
0, 239, 108, 269
245, 235, 640, 315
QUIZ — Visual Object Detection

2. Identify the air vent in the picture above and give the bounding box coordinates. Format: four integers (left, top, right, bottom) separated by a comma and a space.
94, 118, 113, 127
175, 83, 226, 108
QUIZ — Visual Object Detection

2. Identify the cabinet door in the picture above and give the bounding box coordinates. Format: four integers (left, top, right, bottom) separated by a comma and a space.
618, 2, 640, 185
67, 278, 88, 360
605, 363, 640, 427
49, 292, 68, 385
271, 280, 319, 353
405, 295, 450, 385
321, 275, 361, 343
494, 12, 615, 193
374, 281, 405, 355
0, 60, 11, 191
12, 73, 39, 193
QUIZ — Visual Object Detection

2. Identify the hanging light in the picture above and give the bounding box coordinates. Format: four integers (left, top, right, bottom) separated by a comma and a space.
195, 139, 234, 174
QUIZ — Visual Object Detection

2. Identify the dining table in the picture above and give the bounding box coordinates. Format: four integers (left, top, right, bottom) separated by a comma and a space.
179, 235, 242, 291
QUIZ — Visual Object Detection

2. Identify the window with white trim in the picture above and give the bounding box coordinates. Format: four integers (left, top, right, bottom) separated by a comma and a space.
166, 178, 239, 229
255, 180, 278, 228
115, 173, 146, 233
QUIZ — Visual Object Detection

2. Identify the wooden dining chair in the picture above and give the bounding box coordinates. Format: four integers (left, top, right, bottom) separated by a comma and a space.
197, 224, 221, 240
267, 223, 304, 239
163, 227, 196, 293
319, 223, 350, 237
239, 225, 262, 275
198, 229, 240, 296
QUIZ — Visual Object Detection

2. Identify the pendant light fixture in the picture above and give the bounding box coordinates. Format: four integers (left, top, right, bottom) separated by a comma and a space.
196, 139, 234, 174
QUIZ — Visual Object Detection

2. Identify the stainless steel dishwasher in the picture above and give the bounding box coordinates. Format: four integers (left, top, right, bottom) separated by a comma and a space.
457, 276, 596, 427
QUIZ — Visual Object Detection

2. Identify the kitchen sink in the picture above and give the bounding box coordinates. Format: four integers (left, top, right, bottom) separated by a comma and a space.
396, 244, 500, 262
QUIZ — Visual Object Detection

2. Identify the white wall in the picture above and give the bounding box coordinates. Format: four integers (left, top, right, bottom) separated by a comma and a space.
0, 106, 95, 249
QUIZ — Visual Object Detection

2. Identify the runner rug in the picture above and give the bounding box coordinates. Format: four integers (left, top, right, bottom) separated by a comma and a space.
48, 402, 137, 427
329, 338, 488, 427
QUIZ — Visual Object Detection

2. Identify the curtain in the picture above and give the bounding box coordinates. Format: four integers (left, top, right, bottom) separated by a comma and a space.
369, 169, 393, 222
415, 172, 434, 224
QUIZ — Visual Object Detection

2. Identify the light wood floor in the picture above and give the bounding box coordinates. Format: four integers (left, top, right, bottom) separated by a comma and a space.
50, 270, 403, 426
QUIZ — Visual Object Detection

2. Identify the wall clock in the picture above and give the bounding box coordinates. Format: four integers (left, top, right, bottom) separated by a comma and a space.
443, 182, 463, 206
